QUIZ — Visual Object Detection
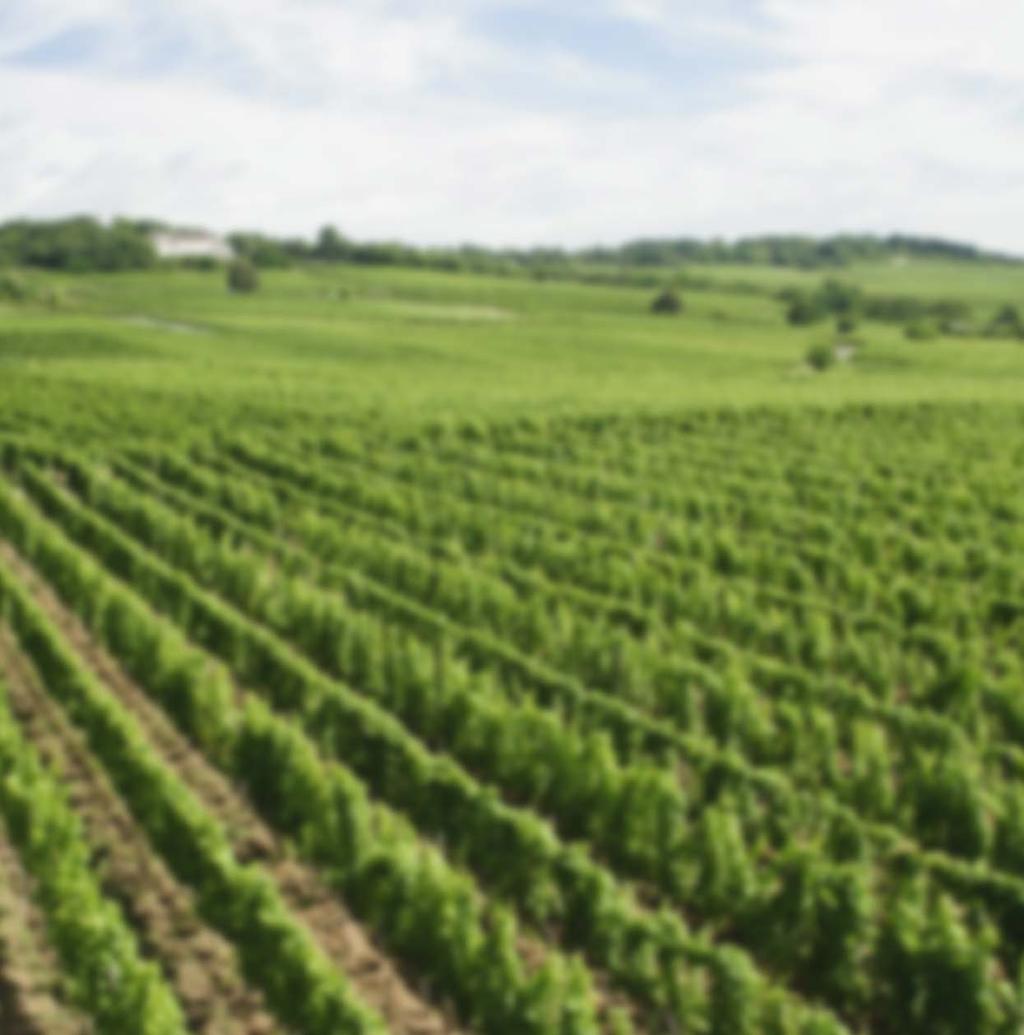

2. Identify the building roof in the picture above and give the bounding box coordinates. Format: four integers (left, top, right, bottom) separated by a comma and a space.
151, 229, 234, 260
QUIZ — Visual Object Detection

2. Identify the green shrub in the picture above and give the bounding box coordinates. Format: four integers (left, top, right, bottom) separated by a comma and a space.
787, 298, 825, 326
0, 270, 30, 302
0, 271, 62, 308
227, 258, 260, 294
985, 304, 1024, 339
805, 344, 836, 371
650, 288, 683, 315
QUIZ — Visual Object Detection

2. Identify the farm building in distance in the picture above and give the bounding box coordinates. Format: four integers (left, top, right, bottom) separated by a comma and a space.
150, 228, 234, 261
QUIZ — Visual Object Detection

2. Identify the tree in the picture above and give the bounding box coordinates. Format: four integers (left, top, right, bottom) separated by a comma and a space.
817, 278, 862, 316
650, 288, 683, 315
227, 233, 294, 269
986, 304, 1024, 339
0, 216, 156, 272
227, 258, 259, 293
315, 225, 351, 262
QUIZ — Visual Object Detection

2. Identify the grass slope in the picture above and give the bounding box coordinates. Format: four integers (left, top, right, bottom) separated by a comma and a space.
0, 261, 1022, 444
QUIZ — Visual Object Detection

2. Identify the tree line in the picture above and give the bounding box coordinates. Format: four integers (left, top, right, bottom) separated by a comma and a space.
781, 278, 1024, 340
1, 216, 1018, 275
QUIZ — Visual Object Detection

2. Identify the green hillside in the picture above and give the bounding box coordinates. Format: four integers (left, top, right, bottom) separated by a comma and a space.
2, 258, 1024, 1034
2, 261, 1024, 446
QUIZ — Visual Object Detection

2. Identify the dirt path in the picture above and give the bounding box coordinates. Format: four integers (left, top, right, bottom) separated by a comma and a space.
0, 625, 281, 1035
0, 831, 93, 1035
1, 542, 463, 1035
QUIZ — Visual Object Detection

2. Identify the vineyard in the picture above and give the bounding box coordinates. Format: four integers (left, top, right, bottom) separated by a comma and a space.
2, 254, 1024, 1033
2, 397, 1024, 1034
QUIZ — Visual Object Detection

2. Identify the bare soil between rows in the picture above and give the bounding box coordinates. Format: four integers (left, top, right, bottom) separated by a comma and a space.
0, 831, 92, 1035
0, 624, 280, 1035
1, 540, 463, 1035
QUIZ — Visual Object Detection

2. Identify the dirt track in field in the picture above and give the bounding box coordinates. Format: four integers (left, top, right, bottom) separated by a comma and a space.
0, 833, 92, 1035
0, 625, 281, 1035
1, 541, 463, 1035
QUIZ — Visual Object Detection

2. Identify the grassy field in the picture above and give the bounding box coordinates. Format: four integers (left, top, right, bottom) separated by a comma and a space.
2, 261, 1024, 445
2, 259, 1024, 1034
694, 257, 1024, 309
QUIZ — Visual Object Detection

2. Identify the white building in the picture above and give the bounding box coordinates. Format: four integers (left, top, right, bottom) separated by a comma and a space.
151, 229, 234, 261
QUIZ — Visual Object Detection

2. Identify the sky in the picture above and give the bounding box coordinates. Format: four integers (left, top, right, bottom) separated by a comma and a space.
2, 0, 1023, 251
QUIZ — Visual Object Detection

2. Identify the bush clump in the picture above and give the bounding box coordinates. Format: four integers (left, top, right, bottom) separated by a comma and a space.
0, 270, 31, 302
787, 297, 825, 326
806, 344, 836, 371
0, 270, 61, 308
650, 288, 683, 315
986, 304, 1024, 339
227, 258, 260, 294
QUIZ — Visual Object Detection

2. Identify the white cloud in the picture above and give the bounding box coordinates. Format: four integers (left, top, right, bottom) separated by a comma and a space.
1, 0, 1023, 252
0, 1, 120, 56
609, 0, 671, 25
